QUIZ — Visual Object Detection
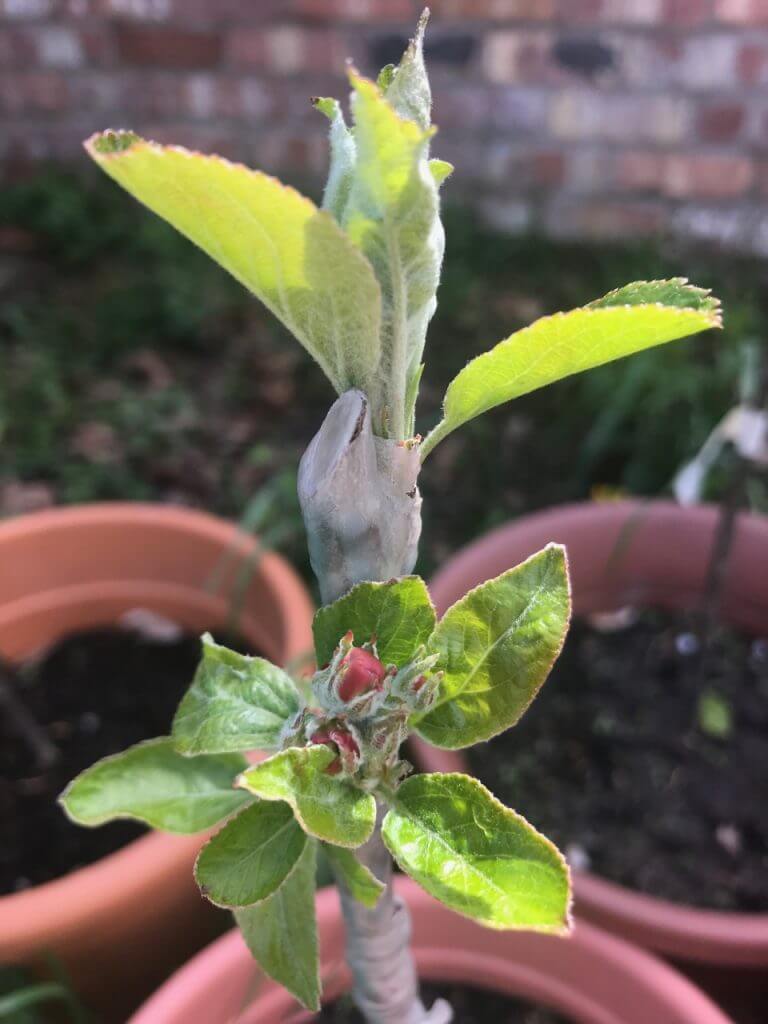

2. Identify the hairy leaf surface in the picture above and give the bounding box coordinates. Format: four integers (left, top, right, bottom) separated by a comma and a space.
86, 131, 382, 400
172, 634, 300, 756
236, 838, 320, 1011
421, 281, 722, 458
383, 773, 570, 932
195, 801, 306, 908
60, 738, 248, 833
313, 576, 436, 668
323, 843, 385, 908
345, 72, 443, 437
415, 545, 570, 749
238, 746, 376, 847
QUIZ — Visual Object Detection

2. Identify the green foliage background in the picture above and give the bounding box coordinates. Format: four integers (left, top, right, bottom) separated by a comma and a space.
0, 169, 760, 582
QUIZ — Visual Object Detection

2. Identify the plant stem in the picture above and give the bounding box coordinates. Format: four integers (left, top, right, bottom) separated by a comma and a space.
299, 390, 450, 1024
338, 807, 441, 1024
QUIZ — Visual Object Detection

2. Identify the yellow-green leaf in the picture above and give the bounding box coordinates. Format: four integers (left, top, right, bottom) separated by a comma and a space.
323, 843, 385, 908
415, 545, 570, 750
195, 801, 307, 908
345, 72, 443, 437
59, 738, 249, 833
237, 746, 376, 848
235, 838, 320, 1011
382, 773, 570, 933
421, 280, 722, 459
85, 131, 382, 399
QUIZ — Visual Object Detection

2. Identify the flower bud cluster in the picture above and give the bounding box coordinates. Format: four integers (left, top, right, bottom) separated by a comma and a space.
282, 631, 442, 788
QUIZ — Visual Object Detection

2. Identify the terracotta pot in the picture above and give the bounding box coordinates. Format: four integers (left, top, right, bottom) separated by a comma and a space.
412, 500, 768, 974
128, 876, 733, 1024
0, 503, 314, 1020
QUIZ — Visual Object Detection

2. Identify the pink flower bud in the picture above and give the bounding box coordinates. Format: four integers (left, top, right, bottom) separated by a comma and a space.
338, 647, 387, 702
310, 725, 361, 775
328, 726, 361, 759
310, 727, 333, 746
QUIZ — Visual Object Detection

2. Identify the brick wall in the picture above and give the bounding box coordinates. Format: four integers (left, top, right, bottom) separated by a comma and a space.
2, 0, 768, 252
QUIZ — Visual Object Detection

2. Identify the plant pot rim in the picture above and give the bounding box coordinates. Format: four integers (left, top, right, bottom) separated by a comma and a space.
421, 498, 768, 965
0, 501, 314, 656
129, 877, 733, 1024
0, 501, 315, 961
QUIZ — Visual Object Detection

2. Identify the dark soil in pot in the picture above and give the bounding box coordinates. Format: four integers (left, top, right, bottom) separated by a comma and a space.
469, 608, 768, 913
0, 623, 251, 894
316, 983, 571, 1023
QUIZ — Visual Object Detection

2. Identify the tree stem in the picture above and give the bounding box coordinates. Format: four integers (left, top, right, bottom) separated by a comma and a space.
299, 391, 450, 1024
337, 806, 446, 1024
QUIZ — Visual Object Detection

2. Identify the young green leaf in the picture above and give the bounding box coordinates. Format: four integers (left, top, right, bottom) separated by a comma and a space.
60, 738, 249, 833
238, 746, 376, 848
415, 545, 570, 749
172, 634, 300, 756
382, 7, 431, 131
314, 96, 356, 223
345, 71, 444, 438
313, 576, 436, 668
382, 773, 570, 933
235, 838, 320, 1012
323, 843, 385, 908
195, 801, 307, 908
587, 277, 720, 312
84, 131, 382, 401
420, 280, 722, 459
429, 159, 454, 186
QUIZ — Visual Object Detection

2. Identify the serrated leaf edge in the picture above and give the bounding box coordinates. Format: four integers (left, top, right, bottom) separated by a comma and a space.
384, 771, 573, 934
236, 747, 376, 849
312, 575, 437, 659
58, 737, 247, 831
414, 544, 572, 749
194, 803, 308, 910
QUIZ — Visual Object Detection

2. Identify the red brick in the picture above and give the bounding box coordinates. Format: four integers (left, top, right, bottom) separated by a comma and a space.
0, 71, 69, 112
229, 26, 344, 74
697, 102, 745, 142
547, 198, 664, 239
551, 92, 690, 143
664, 153, 754, 198
116, 70, 180, 116
296, 0, 413, 19
0, 27, 36, 65
68, 71, 125, 111
554, 0, 602, 19
616, 150, 754, 198
483, 29, 566, 85
532, 149, 565, 185
738, 43, 768, 84
1, 0, 53, 16
754, 159, 768, 196
115, 25, 222, 67
433, 0, 555, 16
99, 0, 172, 18
615, 150, 663, 190
664, 0, 712, 21
246, 129, 329, 177
176, 74, 274, 121
141, 120, 239, 157
716, 0, 768, 22
600, 0, 663, 22
487, 143, 565, 187
433, 84, 492, 128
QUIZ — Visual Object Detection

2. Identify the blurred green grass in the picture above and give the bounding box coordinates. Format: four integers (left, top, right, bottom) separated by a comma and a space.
0, 168, 763, 582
